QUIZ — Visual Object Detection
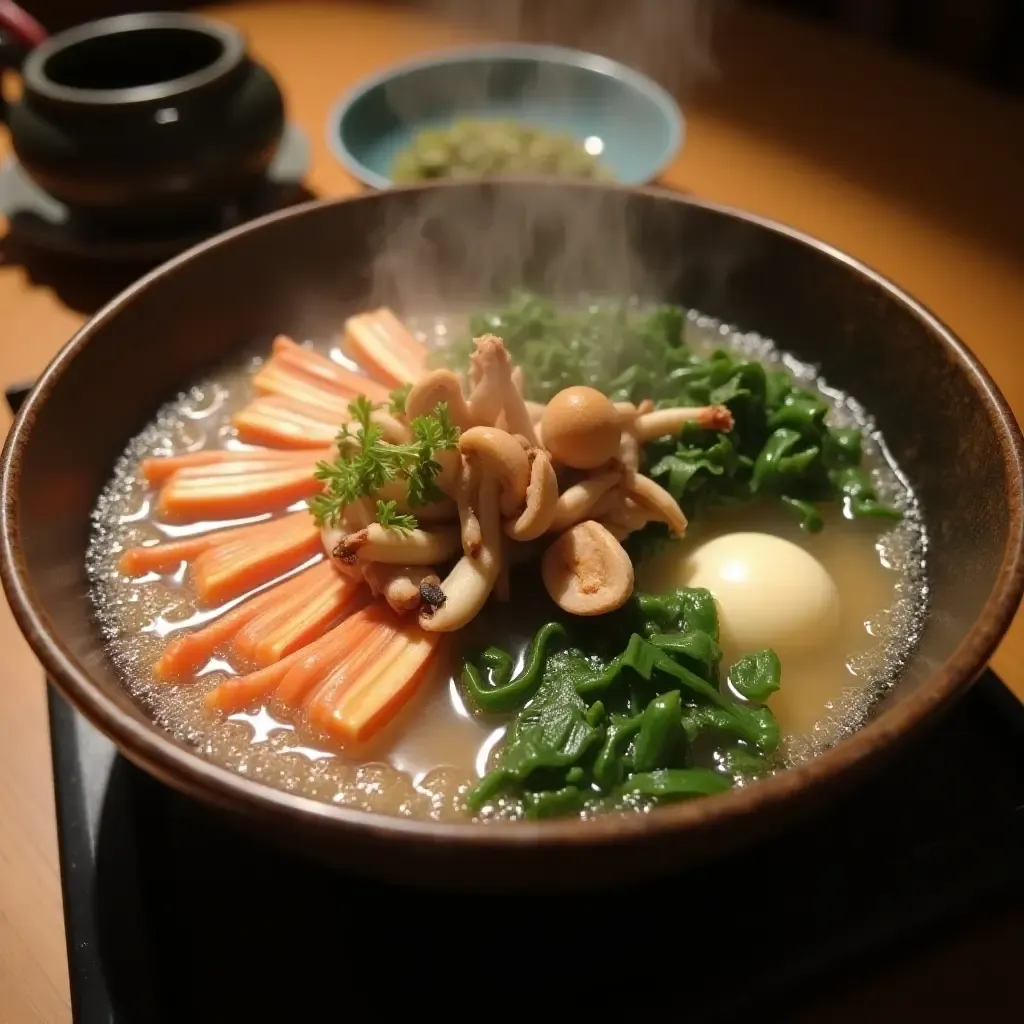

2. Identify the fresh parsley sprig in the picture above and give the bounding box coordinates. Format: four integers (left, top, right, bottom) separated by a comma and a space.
307, 395, 460, 530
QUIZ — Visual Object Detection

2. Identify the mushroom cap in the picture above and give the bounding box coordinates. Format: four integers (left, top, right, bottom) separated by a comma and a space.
541, 386, 621, 469
541, 519, 635, 616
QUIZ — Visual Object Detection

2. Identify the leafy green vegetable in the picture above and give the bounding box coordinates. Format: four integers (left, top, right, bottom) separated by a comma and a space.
592, 713, 642, 791
647, 631, 722, 678
633, 690, 686, 773
466, 670, 601, 811
780, 496, 823, 533
728, 649, 782, 702
634, 588, 719, 640
719, 746, 773, 781
524, 786, 587, 819
618, 768, 733, 802
465, 587, 784, 818
830, 467, 903, 520
461, 622, 567, 713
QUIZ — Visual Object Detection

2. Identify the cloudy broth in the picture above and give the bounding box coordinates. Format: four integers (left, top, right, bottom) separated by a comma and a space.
87, 309, 927, 821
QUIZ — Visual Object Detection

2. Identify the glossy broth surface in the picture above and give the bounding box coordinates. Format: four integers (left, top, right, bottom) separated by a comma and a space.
87, 309, 927, 821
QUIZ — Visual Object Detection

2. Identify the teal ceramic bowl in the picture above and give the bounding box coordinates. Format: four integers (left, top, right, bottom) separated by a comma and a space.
327, 44, 684, 188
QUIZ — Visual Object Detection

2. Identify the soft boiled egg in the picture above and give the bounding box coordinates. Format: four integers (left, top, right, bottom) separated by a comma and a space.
637, 532, 840, 662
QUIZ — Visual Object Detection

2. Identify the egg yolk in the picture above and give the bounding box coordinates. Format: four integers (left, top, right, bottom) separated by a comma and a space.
637, 532, 840, 662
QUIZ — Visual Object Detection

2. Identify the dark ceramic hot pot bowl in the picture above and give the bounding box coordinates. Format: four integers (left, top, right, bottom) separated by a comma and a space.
3, 182, 1023, 890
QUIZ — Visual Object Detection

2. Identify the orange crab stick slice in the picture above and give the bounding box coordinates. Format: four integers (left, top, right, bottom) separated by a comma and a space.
232, 561, 366, 667
190, 512, 323, 605
306, 616, 442, 745
275, 603, 398, 709
205, 605, 383, 715
156, 463, 323, 521
141, 447, 329, 485
232, 396, 343, 448
344, 307, 428, 388
270, 336, 390, 402
252, 362, 358, 419
153, 565, 321, 681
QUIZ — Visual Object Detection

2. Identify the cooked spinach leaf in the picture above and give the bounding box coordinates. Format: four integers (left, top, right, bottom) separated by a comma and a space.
465, 587, 783, 817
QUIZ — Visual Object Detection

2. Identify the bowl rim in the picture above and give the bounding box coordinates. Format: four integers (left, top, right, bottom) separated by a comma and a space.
324, 42, 686, 189
20, 12, 246, 107
3, 179, 1023, 852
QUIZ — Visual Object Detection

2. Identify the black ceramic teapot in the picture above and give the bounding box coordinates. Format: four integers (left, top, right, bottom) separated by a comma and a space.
0, 10, 285, 229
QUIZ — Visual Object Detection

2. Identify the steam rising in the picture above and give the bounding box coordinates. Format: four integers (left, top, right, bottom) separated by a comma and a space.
426, 0, 724, 94
366, 182, 684, 316
365, 0, 727, 315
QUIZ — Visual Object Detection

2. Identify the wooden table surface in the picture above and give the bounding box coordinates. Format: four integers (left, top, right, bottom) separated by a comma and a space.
1, 2, 1022, 1020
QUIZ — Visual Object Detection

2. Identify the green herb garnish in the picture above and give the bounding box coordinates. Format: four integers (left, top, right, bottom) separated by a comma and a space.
307, 397, 460, 530
374, 499, 417, 533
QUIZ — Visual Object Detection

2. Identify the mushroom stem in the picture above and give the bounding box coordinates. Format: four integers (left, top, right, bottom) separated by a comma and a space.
465, 335, 509, 426
625, 474, 689, 536
549, 469, 623, 533
495, 538, 511, 602
498, 371, 540, 447
434, 449, 462, 498
459, 425, 531, 519
632, 405, 734, 443
362, 563, 440, 614
617, 431, 641, 475
505, 449, 558, 541
455, 456, 482, 557
321, 500, 375, 579
419, 473, 503, 632
335, 523, 462, 565
601, 494, 655, 537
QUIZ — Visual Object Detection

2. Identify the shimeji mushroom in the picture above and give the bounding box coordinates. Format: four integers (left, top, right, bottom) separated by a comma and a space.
541, 386, 621, 469
465, 335, 509, 426
468, 334, 539, 445
541, 520, 635, 616
630, 404, 733, 443
420, 461, 503, 631
454, 456, 482, 558
316, 331, 713, 634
